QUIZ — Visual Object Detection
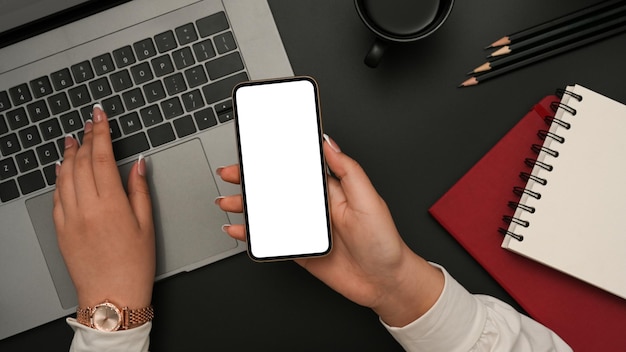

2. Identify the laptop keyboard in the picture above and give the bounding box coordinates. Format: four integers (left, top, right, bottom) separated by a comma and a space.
0, 11, 248, 204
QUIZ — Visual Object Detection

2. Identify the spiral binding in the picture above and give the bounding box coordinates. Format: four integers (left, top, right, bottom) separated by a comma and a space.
498, 88, 579, 242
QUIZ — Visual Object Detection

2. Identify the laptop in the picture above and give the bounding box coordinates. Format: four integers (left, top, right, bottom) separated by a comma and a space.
0, 0, 293, 339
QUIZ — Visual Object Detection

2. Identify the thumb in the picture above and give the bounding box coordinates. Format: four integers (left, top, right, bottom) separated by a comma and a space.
323, 134, 383, 208
127, 155, 154, 232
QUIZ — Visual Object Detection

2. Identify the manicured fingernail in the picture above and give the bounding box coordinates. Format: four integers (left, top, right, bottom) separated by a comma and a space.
55, 161, 61, 176
84, 119, 93, 133
137, 154, 146, 176
323, 134, 340, 153
64, 134, 74, 149
214, 196, 225, 205
93, 104, 104, 123
216, 167, 224, 177
221, 224, 231, 233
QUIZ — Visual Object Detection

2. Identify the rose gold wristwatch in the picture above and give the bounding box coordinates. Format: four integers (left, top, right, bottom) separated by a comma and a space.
76, 300, 154, 331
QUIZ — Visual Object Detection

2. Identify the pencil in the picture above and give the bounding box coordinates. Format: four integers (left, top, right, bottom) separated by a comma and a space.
488, 4, 626, 58
485, 0, 624, 48
470, 15, 626, 74
460, 23, 626, 87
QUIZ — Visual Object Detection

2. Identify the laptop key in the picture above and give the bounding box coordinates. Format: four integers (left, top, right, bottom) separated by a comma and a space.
205, 52, 244, 80
89, 77, 113, 100
202, 72, 248, 105
17, 169, 45, 195
50, 68, 74, 91
175, 23, 198, 45
60, 111, 83, 133
15, 150, 38, 173
93, 53, 116, 76
0, 179, 20, 202
6, 107, 29, 130
214, 32, 237, 54
47, 92, 71, 115
68, 85, 92, 108
102, 96, 125, 118
122, 88, 146, 110
18, 126, 41, 149
163, 73, 187, 96
0, 133, 21, 156
140, 105, 163, 127
110, 69, 133, 92
0, 91, 11, 112
192, 39, 216, 62
151, 55, 175, 77
143, 81, 166, 103
133, 38, 157, 61
196, 12, 229, 38
27, 100, 50, 122
130, 62, 154, 85
71, 61, 95, 83
182, 90, 205, 112
43, 163, 57, 186
30, 76, 54, 98
154, 30, 177, 53
173, 115, 196, 138
112, 46, 136, 68
119, 112, 143, 134
112, 132, 149, 161
161, 97, 184, 119
36, 142, 59, 166
0, 115, 7, 135
9, 83, 32, 105
39, 118, 63, 141
0, 157, 17, 180
172, 47, 196, 70
147, 123, 176, 148
184, 65, 208, 88
194, 107, 217, 130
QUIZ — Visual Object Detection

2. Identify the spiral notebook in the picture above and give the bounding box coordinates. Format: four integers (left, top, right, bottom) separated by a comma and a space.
501, 84, 626, 300
429, 90, 626, 351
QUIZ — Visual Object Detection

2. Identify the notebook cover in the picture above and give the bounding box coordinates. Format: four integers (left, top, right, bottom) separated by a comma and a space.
429, 95, 626, 351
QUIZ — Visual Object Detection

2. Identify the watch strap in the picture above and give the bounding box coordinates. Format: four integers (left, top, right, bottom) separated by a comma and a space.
76, 302, 154, 330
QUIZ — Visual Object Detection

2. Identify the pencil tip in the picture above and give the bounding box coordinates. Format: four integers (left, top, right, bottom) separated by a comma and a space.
489, 46, 511, 58
485, 37, 511, 49
459, 77, 479, 88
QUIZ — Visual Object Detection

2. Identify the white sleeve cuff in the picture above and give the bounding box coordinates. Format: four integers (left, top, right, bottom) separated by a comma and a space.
67, 317, 151, 352
380, 263, 487, 352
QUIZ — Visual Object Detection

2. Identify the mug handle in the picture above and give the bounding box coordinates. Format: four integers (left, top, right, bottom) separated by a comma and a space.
364, 38, 388, 68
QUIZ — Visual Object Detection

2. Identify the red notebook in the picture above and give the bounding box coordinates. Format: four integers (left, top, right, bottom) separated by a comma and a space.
429, 95, 626, 351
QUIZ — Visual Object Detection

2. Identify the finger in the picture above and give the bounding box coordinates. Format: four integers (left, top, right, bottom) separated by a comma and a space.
215, 194, 243, 213
56, 134, 79, 212
91, 104, 124, 194
216, 164, 241, 184
72, 120, 98, 204
222, 224, 246, 241
322, 134, 384, 208
127, 155, 154, 233
52, 163, 65, 229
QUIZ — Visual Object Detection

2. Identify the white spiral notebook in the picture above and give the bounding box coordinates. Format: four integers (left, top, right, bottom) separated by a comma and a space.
501, 84, 626, 300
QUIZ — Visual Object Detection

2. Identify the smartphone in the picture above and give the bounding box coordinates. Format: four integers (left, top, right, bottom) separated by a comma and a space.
233, 76, 332, 261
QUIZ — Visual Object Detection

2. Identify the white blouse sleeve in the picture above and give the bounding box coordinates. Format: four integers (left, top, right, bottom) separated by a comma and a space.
381, 264, 573, 352
66, 317, 151, 352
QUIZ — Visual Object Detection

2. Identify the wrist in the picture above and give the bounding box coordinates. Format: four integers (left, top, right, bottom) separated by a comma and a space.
373, 252, 444, 327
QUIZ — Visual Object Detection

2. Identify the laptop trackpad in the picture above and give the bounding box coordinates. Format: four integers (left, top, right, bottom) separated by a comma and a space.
119, 138, 237, 278
27, 139, 236, 309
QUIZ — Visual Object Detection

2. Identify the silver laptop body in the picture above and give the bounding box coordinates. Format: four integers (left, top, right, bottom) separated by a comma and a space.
0, 0, 292, 339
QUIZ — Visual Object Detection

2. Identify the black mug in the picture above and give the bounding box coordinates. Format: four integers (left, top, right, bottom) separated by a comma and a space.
355, 0, 454, 68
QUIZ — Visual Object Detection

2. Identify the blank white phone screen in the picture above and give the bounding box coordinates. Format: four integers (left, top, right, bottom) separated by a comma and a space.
234, 78, 331, 260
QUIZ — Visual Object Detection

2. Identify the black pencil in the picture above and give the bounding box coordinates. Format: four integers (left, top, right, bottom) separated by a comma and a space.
460, 23, 626, 87
488, 4, 626, 58
469, 15, 626, 75
485, 0, 624, 48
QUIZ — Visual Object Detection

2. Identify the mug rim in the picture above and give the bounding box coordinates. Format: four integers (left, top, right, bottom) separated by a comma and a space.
354, 0, 455, 43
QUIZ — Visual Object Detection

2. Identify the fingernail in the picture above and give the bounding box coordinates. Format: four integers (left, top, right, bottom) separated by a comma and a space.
214, 196, 225, 205
93, 104, 104, 123
137, 154, 146, 176
64, 134, 74, 149
55, 161, 61, 176
216, 167, 224, 177
221, 224, 231, 233
84, 119, 93, 133
323, 134, 341, 153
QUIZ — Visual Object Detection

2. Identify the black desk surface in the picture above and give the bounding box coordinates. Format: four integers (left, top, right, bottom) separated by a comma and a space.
3, 0, 625, 350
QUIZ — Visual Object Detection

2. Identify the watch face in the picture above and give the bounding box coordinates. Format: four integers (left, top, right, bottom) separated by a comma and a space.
92, 303, 122, 331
